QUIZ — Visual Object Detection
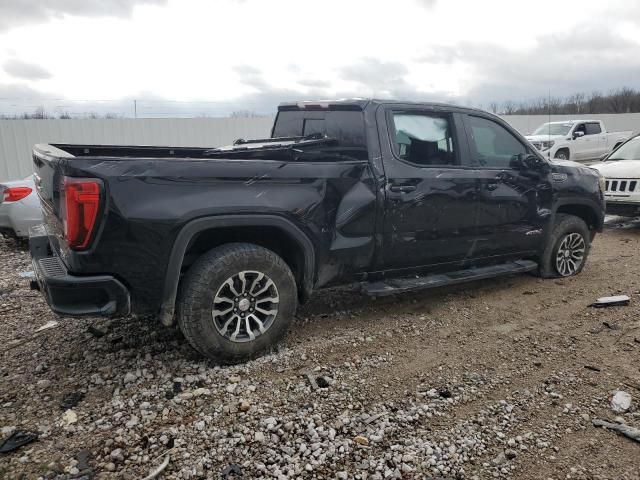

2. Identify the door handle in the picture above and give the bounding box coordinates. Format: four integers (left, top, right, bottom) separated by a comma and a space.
389, 184, 416, 193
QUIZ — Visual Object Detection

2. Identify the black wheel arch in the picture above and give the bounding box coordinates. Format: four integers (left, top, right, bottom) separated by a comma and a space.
159, 215, 316, 326
552, 199, 604, 232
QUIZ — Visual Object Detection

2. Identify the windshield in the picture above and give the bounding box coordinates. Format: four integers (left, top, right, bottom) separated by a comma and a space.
608, 137, 640, 161
532, 123, 572, 136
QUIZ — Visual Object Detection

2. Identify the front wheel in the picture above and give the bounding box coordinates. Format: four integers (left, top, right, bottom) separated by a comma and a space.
537, 214, 591, 278
554, 150, 569, 161
177, 243, 297, 363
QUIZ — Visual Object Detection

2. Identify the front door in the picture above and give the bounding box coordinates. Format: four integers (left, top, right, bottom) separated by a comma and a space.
463, 114, 553, 258
379, 107, 480, 270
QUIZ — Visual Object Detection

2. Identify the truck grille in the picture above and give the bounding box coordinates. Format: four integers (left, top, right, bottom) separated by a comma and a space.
605, 179, 638, 193
531, 142, 543, 150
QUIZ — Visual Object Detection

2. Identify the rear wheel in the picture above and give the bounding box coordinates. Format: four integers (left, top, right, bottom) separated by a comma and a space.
538, 214, 590, 278
177, 243, 297, 363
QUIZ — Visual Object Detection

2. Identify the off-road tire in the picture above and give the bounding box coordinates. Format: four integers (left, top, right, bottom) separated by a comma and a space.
177, 243, 297, 363
537, 214, 591, 278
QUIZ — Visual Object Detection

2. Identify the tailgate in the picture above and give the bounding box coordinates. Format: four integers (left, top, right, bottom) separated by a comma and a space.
32, 144, 74, 237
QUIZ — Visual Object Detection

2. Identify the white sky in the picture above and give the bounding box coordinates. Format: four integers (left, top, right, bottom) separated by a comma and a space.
0, 0, 639, 115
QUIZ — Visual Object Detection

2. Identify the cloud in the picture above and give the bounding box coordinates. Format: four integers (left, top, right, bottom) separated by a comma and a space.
297, 78, 331, 89
415, 0, 437, 8
339, 58, 411, 97
0, 0, 167, 32
417, 26, 640, 105
233, 65, 269, 90
3, 59, 52, 80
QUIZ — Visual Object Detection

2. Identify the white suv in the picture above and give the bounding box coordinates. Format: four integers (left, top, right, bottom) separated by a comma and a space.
591, 135, 640, 216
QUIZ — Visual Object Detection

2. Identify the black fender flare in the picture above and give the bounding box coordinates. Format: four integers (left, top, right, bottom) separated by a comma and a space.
159, 214, 316, 326
551, 197, 605, 231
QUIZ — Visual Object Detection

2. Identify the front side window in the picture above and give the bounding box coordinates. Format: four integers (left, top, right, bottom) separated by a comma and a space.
467, 115, 526, 168
391, 113, 457, 166
574, 123, 586, 135
585, 123, 602, 135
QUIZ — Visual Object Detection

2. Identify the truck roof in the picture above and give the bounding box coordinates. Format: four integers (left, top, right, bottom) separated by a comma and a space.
545, 119, 601, 125
277, 98, 487, 114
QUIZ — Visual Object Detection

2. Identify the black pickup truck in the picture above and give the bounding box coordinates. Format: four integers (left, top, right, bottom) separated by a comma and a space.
30, 99, 605, 362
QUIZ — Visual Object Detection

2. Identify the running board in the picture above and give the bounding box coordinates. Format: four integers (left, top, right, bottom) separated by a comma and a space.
363, 260, 538, 297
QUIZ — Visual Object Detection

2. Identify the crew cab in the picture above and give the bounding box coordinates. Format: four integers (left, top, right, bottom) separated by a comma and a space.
525, 120, 631, 163
30, 100, 605, 362
591, 134, 640, 216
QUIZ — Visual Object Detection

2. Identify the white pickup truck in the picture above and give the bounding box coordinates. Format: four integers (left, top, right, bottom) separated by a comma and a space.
525, 120, 631, 163
591, 135, 640, 216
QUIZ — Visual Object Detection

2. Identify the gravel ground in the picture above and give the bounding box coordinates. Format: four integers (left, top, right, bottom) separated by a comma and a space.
1, 218, 640, 480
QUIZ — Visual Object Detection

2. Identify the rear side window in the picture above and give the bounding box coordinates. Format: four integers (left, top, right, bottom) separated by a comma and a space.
390, 113, 457, 166
272, 111, 366, 148
586, 122, 602, 135
466, 115, 526, 168
271, 110, 368, 160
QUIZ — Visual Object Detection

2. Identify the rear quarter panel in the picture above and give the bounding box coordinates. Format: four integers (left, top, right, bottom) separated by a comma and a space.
49, 156, 379, 313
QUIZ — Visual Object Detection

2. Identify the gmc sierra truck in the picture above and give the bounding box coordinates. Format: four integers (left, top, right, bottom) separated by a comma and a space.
30, 99, 606, 362
525, 120, 631, 163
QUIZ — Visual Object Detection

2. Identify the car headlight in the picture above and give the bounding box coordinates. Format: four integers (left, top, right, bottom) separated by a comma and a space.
541, 140, 555, 150
598, 174, 606, 193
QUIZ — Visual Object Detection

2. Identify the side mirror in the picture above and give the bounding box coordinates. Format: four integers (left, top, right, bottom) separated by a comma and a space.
573, 131, 585, 140
511, 153, 549, 171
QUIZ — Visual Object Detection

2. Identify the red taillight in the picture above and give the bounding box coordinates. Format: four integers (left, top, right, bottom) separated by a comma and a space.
62, 177, 102, 250
3, 187, 32, 202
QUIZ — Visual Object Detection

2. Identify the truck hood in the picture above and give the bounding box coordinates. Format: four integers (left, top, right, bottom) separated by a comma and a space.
525, 134, 566, 142
590, 160, 640, 178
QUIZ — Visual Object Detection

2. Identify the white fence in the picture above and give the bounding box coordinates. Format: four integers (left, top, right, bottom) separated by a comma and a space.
0, 117, 275, 182
2, 113, 640, 182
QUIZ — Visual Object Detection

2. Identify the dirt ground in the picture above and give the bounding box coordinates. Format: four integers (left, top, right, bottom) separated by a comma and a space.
1, 218, 639, 479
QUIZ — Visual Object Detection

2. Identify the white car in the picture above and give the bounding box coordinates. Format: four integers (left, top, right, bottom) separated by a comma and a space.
590, 135, 640, 216
525, 120, 631, 163
0, 175, 43, 238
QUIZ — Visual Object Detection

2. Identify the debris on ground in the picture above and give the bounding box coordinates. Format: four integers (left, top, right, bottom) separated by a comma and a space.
60, 391, 85, 410
590, 295, 631, 308
87, 325, 106, 338
592, 419, 640, 443
305, 373, 331, 390
220, 464, 243, 478
584, 365, 601, 372
0, 431, 38, 454
611, 391, 632, 412
76, 449, 92, 473
141, 452, 171, 480
62, 409, 78, 425
35, 320, 59, 332
18, 270, 34, 279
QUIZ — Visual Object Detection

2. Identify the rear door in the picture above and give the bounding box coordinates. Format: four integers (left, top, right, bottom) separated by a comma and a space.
585, 121, 605, 158
462, 114, 552, 258
378, 105, 480, 270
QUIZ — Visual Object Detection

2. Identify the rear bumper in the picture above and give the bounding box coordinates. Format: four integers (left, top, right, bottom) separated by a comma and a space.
29, 225, 130, 316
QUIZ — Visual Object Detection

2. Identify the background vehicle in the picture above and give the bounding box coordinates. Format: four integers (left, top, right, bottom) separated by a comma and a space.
0, 175, 43, 238
30, 99, 605, 362
591, 134, 640, 216
525, 120, 631, 163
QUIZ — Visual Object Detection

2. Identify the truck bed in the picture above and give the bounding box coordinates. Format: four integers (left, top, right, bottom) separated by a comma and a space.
48, 143, 228, 159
